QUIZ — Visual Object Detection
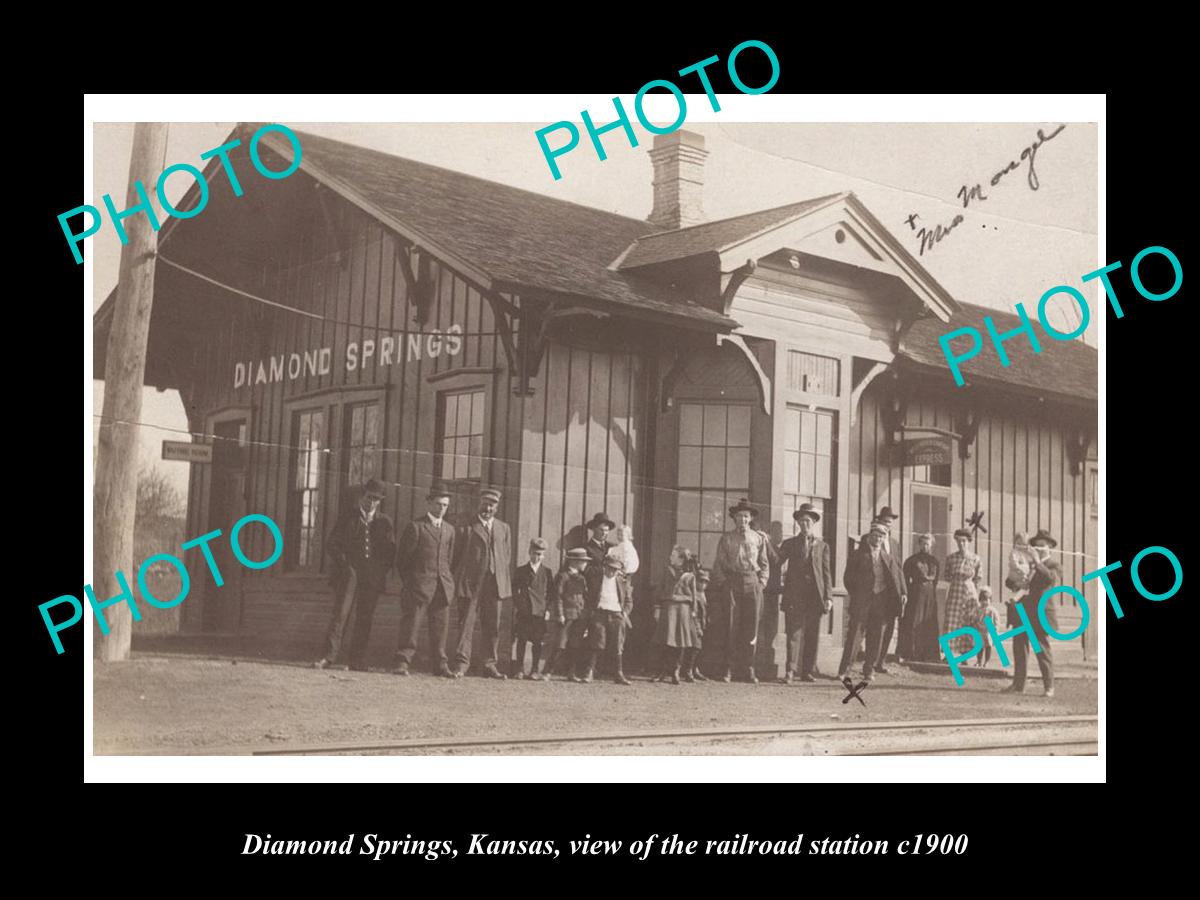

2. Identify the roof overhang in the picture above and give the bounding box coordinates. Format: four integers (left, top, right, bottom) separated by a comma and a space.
715, 193, 960, 323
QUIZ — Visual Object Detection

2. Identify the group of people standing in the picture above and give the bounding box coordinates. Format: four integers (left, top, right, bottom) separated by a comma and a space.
316, 482, 643, 683
839, 507, 1062, 697
316, 479, 1063, 695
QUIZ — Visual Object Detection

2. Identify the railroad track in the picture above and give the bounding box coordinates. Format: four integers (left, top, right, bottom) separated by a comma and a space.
239, 714, 1097, 757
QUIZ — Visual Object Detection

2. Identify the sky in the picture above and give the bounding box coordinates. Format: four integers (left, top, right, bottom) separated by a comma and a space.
90, 118, 1098, 497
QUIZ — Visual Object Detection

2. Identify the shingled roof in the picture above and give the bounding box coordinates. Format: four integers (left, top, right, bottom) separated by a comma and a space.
900, 303, 1098, 403
279, 129, 736, 331
616, 193, 846, 269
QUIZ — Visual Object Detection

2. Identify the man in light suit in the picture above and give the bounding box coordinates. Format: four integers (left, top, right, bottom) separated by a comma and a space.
840, 519, 906, 682
393, 484, 458, 678
452, 487, 514, 679
778, 503, 833, 683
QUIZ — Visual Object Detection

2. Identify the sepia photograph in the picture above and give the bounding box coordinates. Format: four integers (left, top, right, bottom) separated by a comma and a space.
88, 114, 1099, 759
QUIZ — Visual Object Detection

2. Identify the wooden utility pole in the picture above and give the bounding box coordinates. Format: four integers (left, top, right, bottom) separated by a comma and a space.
93, 123, 169, 661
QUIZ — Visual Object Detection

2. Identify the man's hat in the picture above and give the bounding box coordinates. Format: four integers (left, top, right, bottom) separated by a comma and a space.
426, 482, 452, 500
529, 537, 548, 552
363, 478, 387, 499
793, 503, 821, 523
876, 506, 899, 521
479, 487, 502, 503
586, 511, 616, 530
728, 498, 758, 518
565, 548, 590, 562
1029, 528, 1058, 548
953, 527, 973, 540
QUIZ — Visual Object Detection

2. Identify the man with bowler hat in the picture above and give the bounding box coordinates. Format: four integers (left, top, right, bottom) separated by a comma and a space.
840, 519, 905, 682
871, 506, 907, 672
1002, 528, 1059, 698
453, 487, 514, 679
314, 478, 395, 671
778, 503, 833, 683
393, 484, 458, 677
711, 498, 771, 683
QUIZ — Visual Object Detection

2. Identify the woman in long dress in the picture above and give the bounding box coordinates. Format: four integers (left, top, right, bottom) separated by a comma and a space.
943, 528, 982, 659
900, 533, 941, 662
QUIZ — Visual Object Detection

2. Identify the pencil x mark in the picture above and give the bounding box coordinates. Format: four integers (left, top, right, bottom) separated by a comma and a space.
841, 676, 869, 706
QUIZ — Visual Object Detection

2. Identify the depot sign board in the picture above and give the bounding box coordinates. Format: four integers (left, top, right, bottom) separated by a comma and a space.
162, 441, 213, 463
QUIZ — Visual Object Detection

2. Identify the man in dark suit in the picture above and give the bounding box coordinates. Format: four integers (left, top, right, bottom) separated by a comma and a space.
393, 484, 458, 677
778, 504, 833, 683
453, 487, 514, 679
1002, 528, 1059, 698
314, 478, 396, 671
871, 505, 907, 672
840, 519, 906, 682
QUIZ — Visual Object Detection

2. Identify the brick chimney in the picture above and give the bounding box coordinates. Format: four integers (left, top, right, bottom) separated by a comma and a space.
647, 130, 708, 231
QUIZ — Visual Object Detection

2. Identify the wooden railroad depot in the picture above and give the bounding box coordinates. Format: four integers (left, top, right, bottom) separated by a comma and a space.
93, 124, 1099, 672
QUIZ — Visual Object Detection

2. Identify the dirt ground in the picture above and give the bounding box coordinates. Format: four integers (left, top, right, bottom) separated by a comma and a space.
93, 654, 1097, 755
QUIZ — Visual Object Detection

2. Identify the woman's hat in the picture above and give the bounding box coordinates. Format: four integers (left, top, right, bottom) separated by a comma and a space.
586, 511, 616, 530
868, 521, 889, 536
793, 503, 821, 523
954, 527, 973, 540
1030, 528, 1058, 548
602, 555, 625, 572
565, 548, 590, 562
697, 568, 711, 584
728, 498, 758, 518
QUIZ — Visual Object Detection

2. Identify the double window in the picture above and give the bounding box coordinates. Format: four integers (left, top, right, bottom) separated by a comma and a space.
782, 406, 836, 539
675, 402, 752, 567
286, 397, 383, 571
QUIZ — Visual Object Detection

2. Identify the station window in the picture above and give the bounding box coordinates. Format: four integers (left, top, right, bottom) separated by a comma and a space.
437, 388, 486, 483
675, 402, 752, 567
289, 408, 326, 569
344, 401, 380, 488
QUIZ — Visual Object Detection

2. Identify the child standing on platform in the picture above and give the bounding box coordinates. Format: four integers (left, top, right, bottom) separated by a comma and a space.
544, 548, 590, 680
975, 585, 1000, 667
684, 568, 711, 682
653, 546, 698, 684
512, 538, 555, 680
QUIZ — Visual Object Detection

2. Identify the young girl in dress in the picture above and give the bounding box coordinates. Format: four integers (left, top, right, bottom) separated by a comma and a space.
653, 546, 698, 684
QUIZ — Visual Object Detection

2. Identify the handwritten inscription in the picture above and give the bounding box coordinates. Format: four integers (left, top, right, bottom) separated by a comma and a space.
905, 124, 1067, 255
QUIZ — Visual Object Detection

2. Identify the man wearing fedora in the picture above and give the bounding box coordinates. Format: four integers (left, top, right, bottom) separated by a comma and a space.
314, 478, 395, 671
711, 498, 771, 683
452, 487, 514, 679
871, 506, 907, 673
778, 503, 833, 683
1002, 528, 1059, 698
393, 484, 458, 677
578, 511, 616, 597
840, 519, 906, 682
